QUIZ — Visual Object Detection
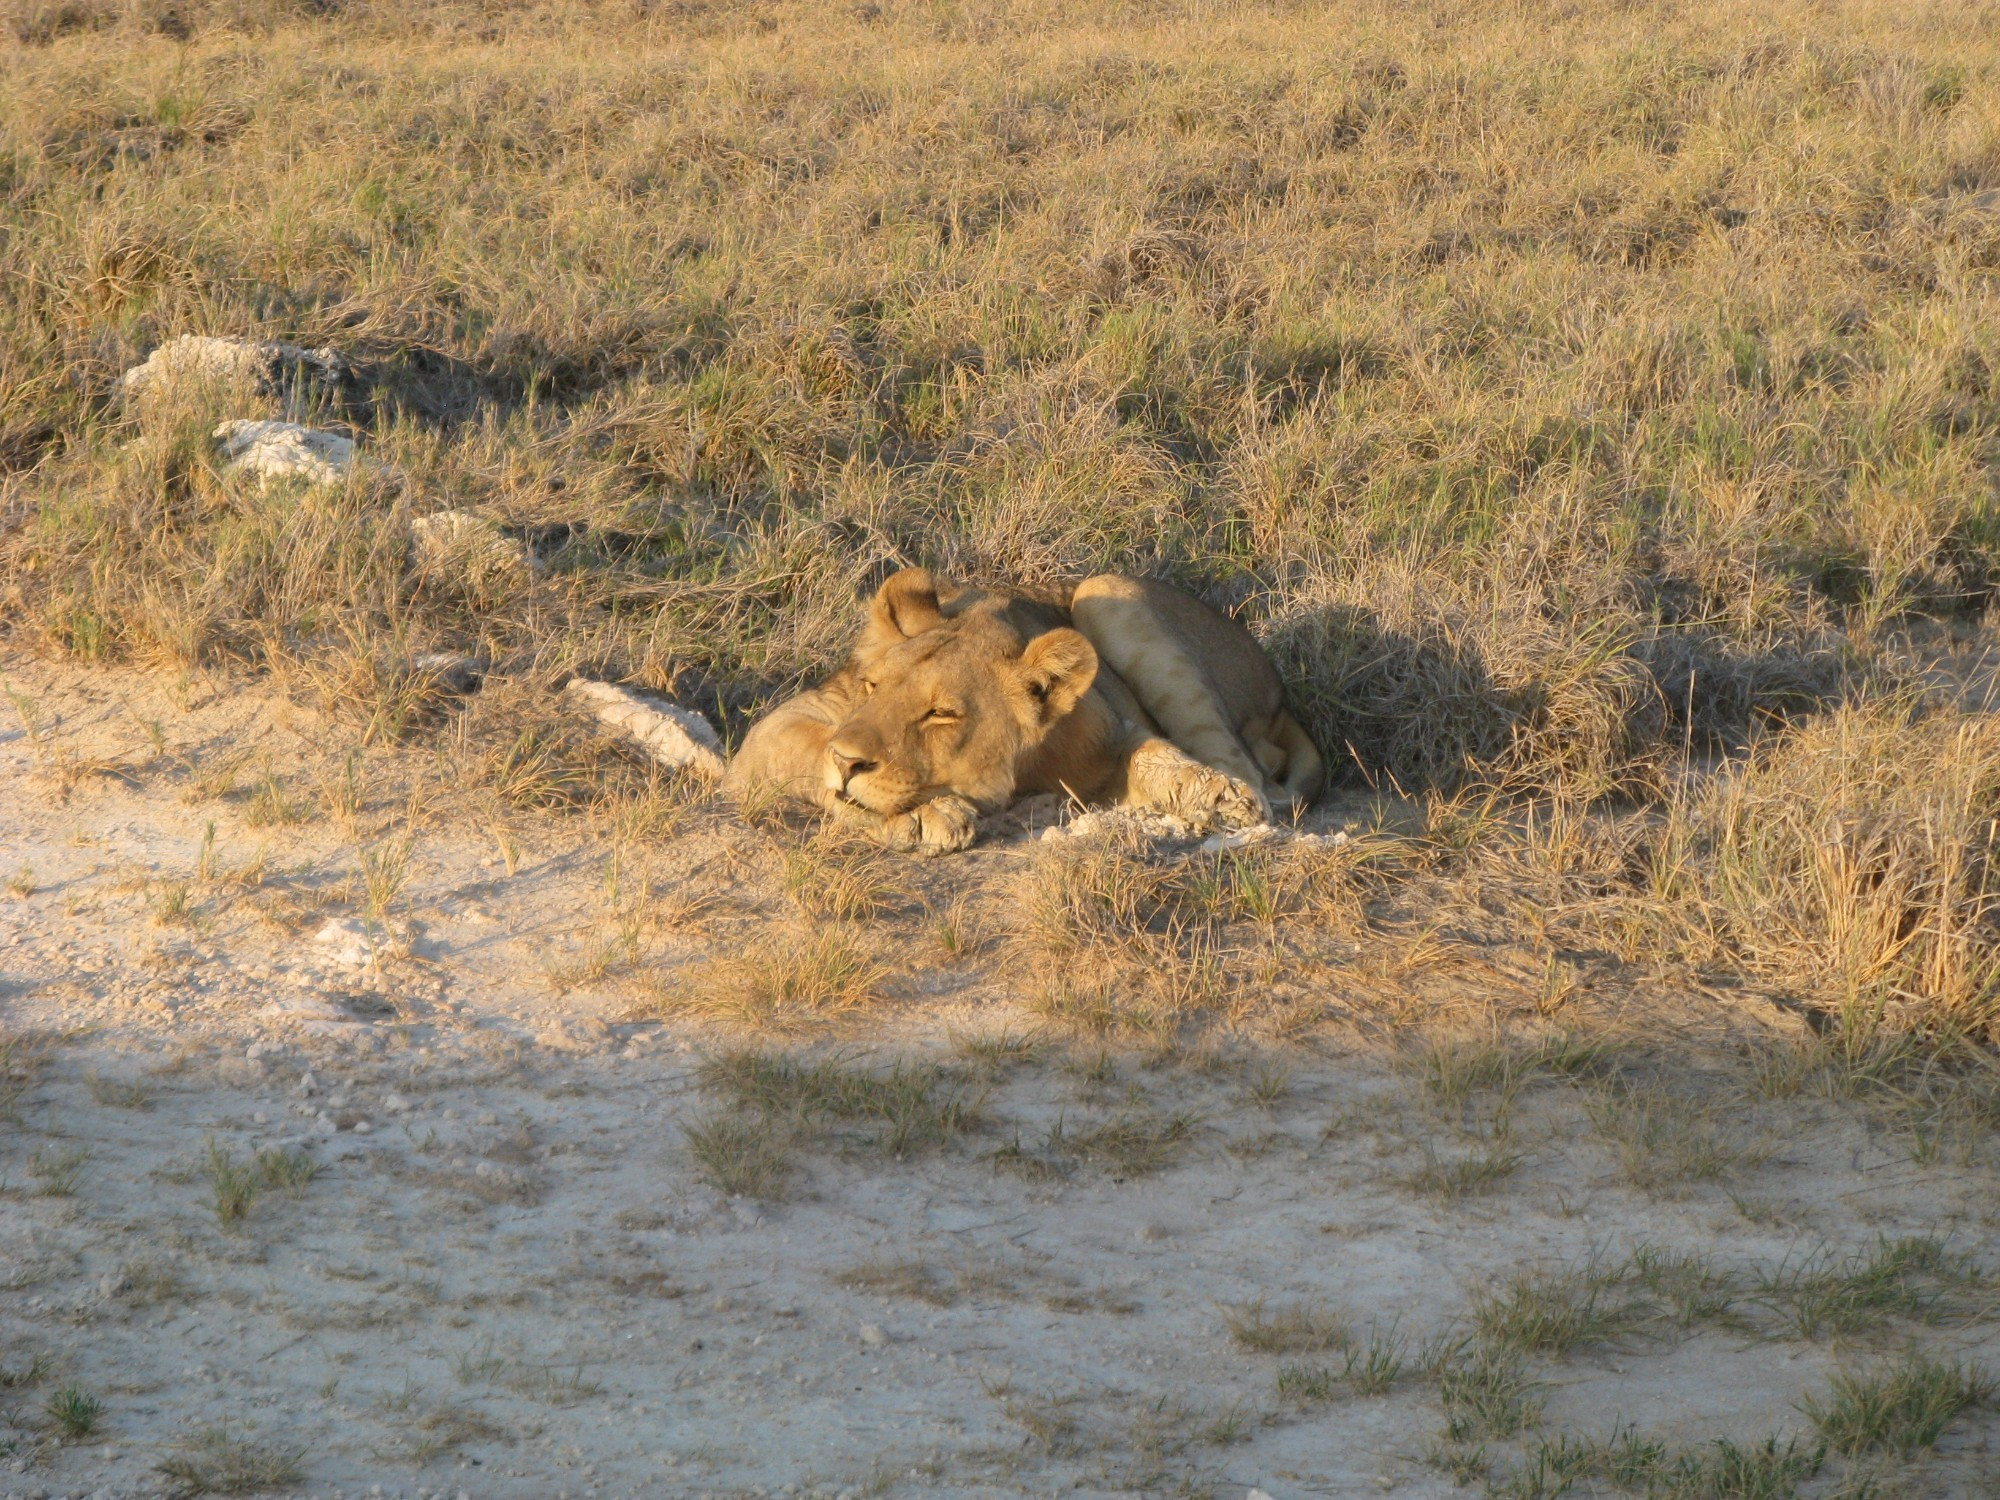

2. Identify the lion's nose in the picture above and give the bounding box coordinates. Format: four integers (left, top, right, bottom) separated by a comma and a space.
830, 744, 876, 787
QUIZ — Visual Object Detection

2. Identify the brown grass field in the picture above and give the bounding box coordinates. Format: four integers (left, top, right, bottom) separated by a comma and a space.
4, 2, 2000, 1497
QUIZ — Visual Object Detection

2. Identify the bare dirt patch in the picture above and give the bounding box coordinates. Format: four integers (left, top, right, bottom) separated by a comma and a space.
2, 659, 1996, 1499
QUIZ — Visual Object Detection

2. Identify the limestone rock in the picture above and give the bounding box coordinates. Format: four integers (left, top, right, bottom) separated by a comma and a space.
213, 419, 357, 487
122, 334, 350, 408
565, 678, 726, 781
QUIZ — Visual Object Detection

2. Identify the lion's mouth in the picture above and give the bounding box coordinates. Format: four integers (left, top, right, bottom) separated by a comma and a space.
836, 780, 938, 818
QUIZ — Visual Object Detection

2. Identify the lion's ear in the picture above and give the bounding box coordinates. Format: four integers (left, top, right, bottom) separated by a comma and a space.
859, 567, 943, 656
1014, 628, 1098, 724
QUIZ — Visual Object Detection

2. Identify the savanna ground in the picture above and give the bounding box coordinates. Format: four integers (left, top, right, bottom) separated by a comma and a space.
5, 0, 2000, 1495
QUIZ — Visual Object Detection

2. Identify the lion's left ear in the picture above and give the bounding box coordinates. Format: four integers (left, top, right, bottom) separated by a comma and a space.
1014, 628, 1098, 724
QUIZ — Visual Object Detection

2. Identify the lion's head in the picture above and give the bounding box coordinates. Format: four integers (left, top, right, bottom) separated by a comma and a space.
824, 569, 1099, 817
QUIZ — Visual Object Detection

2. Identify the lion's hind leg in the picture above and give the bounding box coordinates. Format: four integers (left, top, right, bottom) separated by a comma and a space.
1070, 578, 1271, 823
1243, 710, 1326, 814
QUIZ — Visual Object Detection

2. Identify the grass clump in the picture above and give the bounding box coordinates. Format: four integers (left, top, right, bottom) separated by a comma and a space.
204, 1142, 260, 1226
244, 771, 311, 828
1802, 1353, 1994, 1457
155, 1425, 305, 1495
44, 1384, 101, 1439
201, 1140, 310, 1227
1060, 1110, 1198, 1177
1432, 1342, 1544, 1442
1472, 1253, 1646, 1357
1584, 1081, 1768, 1193
1512, 1428, 1825, 1500
1754, 1235, 1985, 1339
85, 1070, 153, 1109
1660, 706, 2000, 1043
28, 1143, 89, 1196
1224, 1298, 1350, 1355
834, 1258, 960, 1308
994, 1109, 1198, 1180
1277, 1320, 1410, 1404
688, 1048, 985, 1198
679, 929, 888, 1030
699, 1049, 981, 1155
254, 1147, 316, 1192
781, 838, 909, 922
1628, 1245, 1741, 1328
682, 1112, 792, 1200
1407, 1141, 1525, 1200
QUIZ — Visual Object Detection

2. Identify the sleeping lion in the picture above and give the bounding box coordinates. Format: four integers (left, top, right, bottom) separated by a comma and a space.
723, 568, 1324, 854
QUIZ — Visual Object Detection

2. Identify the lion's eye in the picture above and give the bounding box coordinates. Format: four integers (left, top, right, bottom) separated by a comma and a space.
924, 707, 960, 723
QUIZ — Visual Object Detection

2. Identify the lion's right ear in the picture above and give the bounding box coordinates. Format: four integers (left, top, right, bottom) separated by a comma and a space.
856, 567, 944, 659
1013, 627, 1098, 725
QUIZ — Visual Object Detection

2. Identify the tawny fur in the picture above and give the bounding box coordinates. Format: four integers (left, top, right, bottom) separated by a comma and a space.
725, 569, 1324, 853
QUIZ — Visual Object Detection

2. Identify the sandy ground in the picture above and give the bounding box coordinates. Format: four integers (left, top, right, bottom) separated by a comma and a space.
2, 656, 1998, 1500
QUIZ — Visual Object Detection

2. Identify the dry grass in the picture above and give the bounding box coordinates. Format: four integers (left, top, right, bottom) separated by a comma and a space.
663, 927, 889, 1030
685, 1048, 984, 1196
4, 0, 2000, 1047
1801, 1353, 1995, 1457
1666, 704, 2000, 1040
682, 1111, 793, 1200
1223, 1298, 1350, 1355
1584, 1080, 1772, 1194
154, 1425, 305, 1495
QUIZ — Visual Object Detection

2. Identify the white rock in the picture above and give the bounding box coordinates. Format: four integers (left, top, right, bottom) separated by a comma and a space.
262, 994, 349, 1023
1248, 1490, 1278, 1500
858, 1323, 889, 1348
312, 916, 376, 969
411, 651, 486, 694
214, 419, 357, 487
1198, 823, 1284, 854
1042, 807, 1192, 843
565, 678, 726, 781
1043, 806, 1352, 858
121, 334, 348, 408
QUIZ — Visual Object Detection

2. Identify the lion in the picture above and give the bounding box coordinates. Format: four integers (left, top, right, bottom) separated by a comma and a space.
722, 568, 1324, 854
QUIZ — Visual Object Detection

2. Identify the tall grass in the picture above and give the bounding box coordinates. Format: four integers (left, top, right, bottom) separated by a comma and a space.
4, 1, 2000, 1037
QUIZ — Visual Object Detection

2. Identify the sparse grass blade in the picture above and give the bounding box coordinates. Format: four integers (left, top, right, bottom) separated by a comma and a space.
203, 1140, 260, 1228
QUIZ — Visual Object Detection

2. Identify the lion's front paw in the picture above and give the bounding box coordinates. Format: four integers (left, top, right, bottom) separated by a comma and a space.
882, 794, 980, 855
1127, 740, 1271, 830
